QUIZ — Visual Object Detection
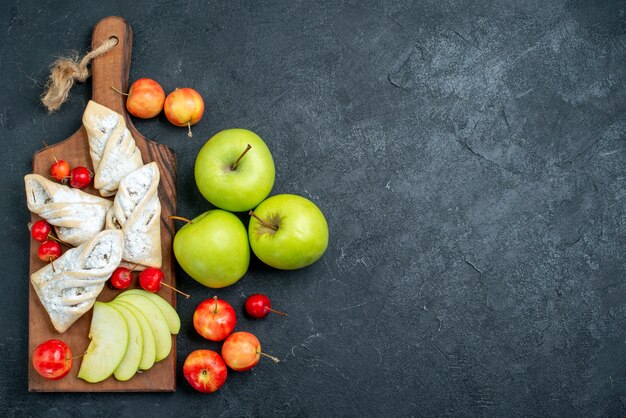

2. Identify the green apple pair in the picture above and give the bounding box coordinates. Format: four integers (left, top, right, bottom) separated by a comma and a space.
173, 129, 329, 289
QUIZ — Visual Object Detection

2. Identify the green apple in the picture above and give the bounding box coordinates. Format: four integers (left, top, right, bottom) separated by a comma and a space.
194, 128, 275, 212
173, 210, 250, 288
119, 289, 180, 334
110, 303, 143, 381
113, 300, 156, 370
115, 294, 171, 362
77, 302, 129, 383
249, 194, 329, 270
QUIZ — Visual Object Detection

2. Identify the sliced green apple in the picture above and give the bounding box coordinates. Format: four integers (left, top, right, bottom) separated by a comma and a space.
118, 289, 180, 334
114, 300, 156, 370
109, 303, 143, 381
115, 294, 171, 362
77, 302, 128, 383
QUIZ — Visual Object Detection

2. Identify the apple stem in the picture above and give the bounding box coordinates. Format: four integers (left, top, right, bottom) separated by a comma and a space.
110, 86, 129, 96
268, 308, 288, 317
161, 281, 190, 299
169, 215, 192, 224
248, 211, 278, 231
187, 122, 193, 139
213, 295, 218, 313
231, 144, 252, 171
259, 352, 280, 363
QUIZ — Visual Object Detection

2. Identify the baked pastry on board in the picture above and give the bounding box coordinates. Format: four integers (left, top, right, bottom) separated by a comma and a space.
106, 162, 162, 269
25, 174, 112, 246
82, 100, 143, 197
30, 229, 124, 333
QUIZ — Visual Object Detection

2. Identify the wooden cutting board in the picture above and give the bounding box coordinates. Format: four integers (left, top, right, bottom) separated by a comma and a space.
28, 16, 178, 392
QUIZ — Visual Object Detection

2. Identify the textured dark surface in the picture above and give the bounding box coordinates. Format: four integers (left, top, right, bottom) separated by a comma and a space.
1, 0, 625, 416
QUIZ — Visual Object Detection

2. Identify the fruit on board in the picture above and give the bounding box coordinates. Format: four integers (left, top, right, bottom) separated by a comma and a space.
121, 288, 181, 334
164, 88, 204, 138
193, 296, 236, 342
138, 267, 190, 299
194, 128, 275, 212
110, 303, 143, 381
69, 166, 92, 189
35, 290, 178, 384
32, 339, 72, 380
50, 159, 70, 182
221, 331, 278, 372
138, 267, 165, 293
114, 293, 172, 361
110, 266, 133, 290
248, 194, 329, 270
77, 302, 128, 383
38, 240, 61, 262
31, 220, 52, 242
183, 350, 227, 393
125, 78, 165, 119
172, 210, 249, 288
113, 299, 156, 371
245, 294, 287, 319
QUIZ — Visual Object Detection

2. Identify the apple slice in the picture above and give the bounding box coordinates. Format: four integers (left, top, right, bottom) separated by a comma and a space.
114, 300, 156, 371
115, 294, 171, 362
77, 302, 129, 383
118, 289, 180, 334
109, 303, 143, 381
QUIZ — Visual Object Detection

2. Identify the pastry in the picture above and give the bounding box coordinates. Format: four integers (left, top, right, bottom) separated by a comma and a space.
30, 230, 124, 333
82, 100, 143, 197
25, 174, 112, 246
106, 162, 162, 270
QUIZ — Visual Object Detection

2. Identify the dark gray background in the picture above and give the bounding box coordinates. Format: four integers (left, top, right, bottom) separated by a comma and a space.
1, 0, 624, 416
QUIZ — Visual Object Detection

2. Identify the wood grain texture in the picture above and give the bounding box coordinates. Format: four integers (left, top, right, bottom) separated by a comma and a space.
28, 16, 178, 392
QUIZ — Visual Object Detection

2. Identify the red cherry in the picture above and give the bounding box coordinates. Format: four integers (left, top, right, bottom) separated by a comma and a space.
32, 339, 73, 380
70, 166, 92, 189
50, 160, 70, 181
139, 267, 164, 292
139, 267, 190, 298
244, 294, 287, 319
110, 267, 132, 290
38, 240, 61, 262
31, 220, 52, 242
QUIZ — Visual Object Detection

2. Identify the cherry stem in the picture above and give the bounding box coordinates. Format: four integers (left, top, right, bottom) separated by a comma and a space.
259, 352, 280, 363
169, 215, 192, 224
161, 281, 190, 299
213, 295, 218, 313
187, 122, 193, 138
41, 140, 58, 163
46, 234, 71, 247
268, 308, 288, 317
248, 211, 278, 231
128, 261, 141, 273
231, 144, 252, 171
49, 258, 56, 272
110, 86, 129, 96
71, 351, 87, 360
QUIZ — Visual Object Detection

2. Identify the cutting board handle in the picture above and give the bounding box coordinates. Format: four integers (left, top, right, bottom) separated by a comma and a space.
90, 16, 132, 116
